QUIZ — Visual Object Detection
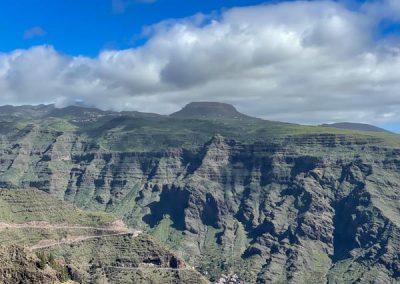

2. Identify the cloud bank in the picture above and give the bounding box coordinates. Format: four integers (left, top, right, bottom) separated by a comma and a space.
1, 0, 400, 125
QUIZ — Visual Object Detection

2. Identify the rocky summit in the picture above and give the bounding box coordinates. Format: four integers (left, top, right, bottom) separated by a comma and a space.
0, 103, 399, 283
170, 102, 254, 120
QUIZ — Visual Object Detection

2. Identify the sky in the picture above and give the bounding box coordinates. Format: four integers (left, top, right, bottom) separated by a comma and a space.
0, 0, 400, 132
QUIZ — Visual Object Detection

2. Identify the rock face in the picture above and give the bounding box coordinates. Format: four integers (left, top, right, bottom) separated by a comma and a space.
0, 104, 399, 283
0, 246, 60, 284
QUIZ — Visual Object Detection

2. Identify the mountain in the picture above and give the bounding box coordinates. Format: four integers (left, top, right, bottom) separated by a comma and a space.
0, 103, 399, 283
170, 101, 255, 120
320, 122, 392, 133
0, 104, 55, 118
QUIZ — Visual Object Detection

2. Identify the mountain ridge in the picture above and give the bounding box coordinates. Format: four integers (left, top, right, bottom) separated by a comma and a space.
0, 102, 394, 134
320, 122, 392, 133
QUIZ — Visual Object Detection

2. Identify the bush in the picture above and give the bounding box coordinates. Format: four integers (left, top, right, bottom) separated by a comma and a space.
36, 252, 70, 282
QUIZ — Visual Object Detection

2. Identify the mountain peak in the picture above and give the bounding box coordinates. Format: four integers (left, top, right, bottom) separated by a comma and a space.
170, 102, 252, 120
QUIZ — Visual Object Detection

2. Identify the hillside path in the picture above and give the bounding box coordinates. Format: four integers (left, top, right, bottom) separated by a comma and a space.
29, 230, 141, 250
0, 221, 141, 251
0, 220, 128, 231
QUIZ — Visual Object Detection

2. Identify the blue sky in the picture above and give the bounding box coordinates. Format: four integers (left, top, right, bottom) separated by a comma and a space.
1, 0, 272, 56
0, 0, 399, 132
384, 124, 400, 133
4, 0, 397, 55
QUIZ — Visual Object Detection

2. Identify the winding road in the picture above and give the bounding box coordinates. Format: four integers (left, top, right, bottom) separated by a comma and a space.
0, 221, 141, 251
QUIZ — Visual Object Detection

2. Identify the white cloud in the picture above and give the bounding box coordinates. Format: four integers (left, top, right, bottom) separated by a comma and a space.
112, 0, 156, 14
2, 0, 400, 126
23, 26, 47, 39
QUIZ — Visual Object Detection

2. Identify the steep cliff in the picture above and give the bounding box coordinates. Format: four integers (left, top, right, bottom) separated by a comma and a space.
0, 104, 399, 283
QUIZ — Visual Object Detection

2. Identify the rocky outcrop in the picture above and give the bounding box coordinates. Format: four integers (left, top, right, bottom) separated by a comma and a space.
0, 246, 62, 284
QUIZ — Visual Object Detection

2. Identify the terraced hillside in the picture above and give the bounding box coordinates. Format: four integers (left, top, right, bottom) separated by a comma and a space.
41, 233, 208, 283
0, 188, 125, 248
0, 103, 399, 283
0, 188, 207, 283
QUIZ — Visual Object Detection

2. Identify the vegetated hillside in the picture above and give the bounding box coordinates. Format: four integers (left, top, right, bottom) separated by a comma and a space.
0, 188, 119, 248
41, 233, 208, 284
320, 122, 392, 133
0, 188, 115, 226
0, 246, 63, 284
0, 189, 206, 283
0, 103, 399, 283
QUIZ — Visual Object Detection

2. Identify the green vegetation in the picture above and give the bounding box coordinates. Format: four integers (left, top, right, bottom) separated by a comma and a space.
36, 251, 69, 282
0, 246, 61, 283
0, 188, 119, 252
198, 226, 225, 281
0, 103, 398, 283
0, 188, 206, 283
0, 189, 116, 226
41, 233, 208, 283
81, 116, 400, 151
151, 215, 186, 252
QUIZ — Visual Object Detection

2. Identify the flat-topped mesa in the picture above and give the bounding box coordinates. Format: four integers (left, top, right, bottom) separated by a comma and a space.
170, 102, 254, 120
